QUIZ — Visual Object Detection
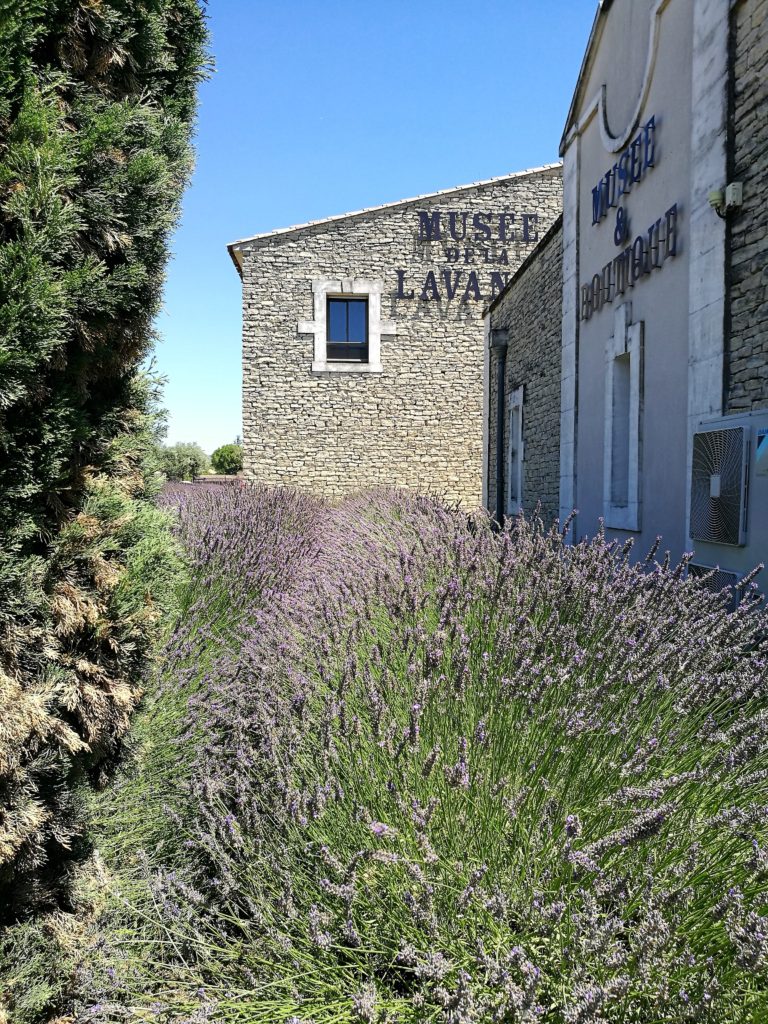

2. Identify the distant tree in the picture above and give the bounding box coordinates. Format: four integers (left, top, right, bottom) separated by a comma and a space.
160, 442, 210, 481
211, 443, 243, 475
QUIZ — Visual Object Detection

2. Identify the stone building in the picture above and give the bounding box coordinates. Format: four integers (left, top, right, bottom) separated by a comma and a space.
728, 0, 768, 416
485, 0, 767, 584
228, 168, 563, 508
483, 216, 563, 525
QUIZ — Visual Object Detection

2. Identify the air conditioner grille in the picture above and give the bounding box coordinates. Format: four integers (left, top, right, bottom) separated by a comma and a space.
687, 563, 739, 593
690, 427, 747, 546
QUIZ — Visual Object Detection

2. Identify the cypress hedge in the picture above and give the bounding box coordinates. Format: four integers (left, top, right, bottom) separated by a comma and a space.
0, 0, 208, 914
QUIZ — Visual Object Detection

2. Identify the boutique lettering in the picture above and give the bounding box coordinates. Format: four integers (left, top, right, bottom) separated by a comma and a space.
580, 204, 678, 321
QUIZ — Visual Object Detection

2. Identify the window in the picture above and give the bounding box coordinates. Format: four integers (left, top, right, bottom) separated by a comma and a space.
610, 354, 631, 506
603, 303, 643, 531
327, 297, 368, 361
298, 278, 394, 374
507, 386, 524, 514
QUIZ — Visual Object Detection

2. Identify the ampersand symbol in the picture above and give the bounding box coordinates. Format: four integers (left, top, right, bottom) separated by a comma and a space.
614, 207, 629, 247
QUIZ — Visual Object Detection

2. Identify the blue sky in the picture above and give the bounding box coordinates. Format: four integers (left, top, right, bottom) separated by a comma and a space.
157, 0, 597, 454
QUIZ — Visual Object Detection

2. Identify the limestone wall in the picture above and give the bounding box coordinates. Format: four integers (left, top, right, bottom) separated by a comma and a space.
487, 217, 563, 524
728, 0, 768, 412
236, 168, 563, 509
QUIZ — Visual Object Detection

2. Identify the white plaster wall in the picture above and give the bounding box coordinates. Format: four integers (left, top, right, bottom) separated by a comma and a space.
559, 142, 580, 531
561, 0, 706, 558
685, 0, 730, 545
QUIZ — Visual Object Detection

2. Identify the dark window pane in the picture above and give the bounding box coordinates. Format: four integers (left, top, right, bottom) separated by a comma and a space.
325, 297, 368, 361
327, 343, 368, 361
348, 300, 367, 343
328, 300, 347, 342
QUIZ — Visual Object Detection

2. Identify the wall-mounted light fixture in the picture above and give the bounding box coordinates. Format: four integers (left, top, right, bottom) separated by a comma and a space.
708, 182, 743, 219
708, 189, 726, 217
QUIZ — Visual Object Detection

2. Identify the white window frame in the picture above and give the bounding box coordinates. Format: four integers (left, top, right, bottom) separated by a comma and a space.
603, 303, 643, 531
298, 277, 395, 374
507, 386, 524, 515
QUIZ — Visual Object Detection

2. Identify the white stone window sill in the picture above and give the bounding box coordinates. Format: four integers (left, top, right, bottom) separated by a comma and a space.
605, 504, 641, 532
311, 361, 383, 374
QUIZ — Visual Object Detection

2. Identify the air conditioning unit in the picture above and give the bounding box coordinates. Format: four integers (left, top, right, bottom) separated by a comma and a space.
687, 563, 740, 605
687, 563, 739, 590
690, 425, 749, 546
688, 412, 768, 585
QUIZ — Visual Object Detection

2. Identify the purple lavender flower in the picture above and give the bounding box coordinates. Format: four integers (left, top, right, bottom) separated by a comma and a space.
369, 821, 396, 839
86, 484, 768, 1021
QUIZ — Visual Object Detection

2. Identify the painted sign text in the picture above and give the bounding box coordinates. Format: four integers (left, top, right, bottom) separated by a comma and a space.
394, 209, 542, 302
592, 116, 657, 225
581, 204, 678, 321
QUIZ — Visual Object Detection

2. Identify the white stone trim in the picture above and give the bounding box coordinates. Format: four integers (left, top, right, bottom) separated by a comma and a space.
562, 0, 673, 154
507, 386, 524, 515
298, 277, 395, 374
686, 0, 729, 544
559, 140, 579, 534
309, 362, 386, 375
603, 303, 643, 532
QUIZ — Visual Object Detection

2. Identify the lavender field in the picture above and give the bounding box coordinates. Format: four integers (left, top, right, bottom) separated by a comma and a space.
72, 484, 767, 1022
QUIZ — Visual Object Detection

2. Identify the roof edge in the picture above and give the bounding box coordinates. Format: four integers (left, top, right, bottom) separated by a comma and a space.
226, 163, 563, 261
484, 212, 564, 317
560, 1, 609, 156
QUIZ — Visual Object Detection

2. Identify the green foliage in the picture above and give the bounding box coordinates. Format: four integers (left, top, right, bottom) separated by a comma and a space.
0, 914, 79, 1024
0, 0, 208, 915
0, 375, 185, 920
159, 441, 210, 480
210, 442, 243, 475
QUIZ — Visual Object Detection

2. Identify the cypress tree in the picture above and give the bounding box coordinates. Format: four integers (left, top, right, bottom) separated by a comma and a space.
0, 0, 208, 912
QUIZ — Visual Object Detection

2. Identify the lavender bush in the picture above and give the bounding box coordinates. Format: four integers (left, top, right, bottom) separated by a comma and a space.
64, 486, 767, 1023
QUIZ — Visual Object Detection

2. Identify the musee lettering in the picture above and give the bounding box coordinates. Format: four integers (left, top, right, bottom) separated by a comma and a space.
394, 209, 542, 302
417, 209, 539, 244
591, 116, 657, 226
